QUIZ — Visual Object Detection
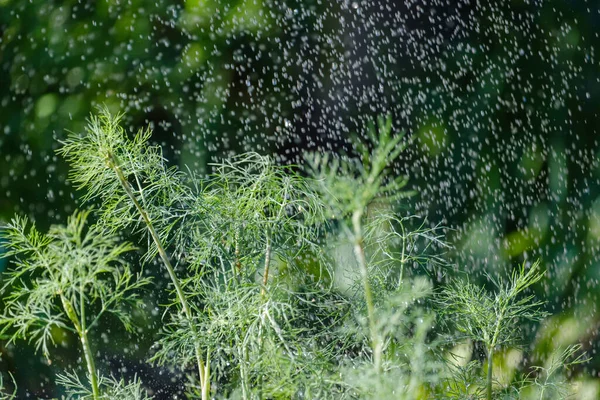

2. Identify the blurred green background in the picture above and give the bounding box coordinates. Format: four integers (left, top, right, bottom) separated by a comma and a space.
1, 0, 600, 397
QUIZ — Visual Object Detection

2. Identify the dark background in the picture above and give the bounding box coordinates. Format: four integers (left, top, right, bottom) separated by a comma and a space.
1, 0, 600, 396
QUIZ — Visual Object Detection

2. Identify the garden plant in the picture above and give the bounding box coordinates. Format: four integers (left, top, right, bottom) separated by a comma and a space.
0, 109, 588, 399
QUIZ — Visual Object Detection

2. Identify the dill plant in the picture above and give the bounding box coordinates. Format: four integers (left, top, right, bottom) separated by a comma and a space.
436, 260, 574, 400
58, 108, 335, 399
0, 211, 150, 399
306, 116, 448, 397
157, 153, 335, 399
306, 115, 412, 373
0, 108, 585, 399
522, 343, 588, 399
58, 109, 212, 399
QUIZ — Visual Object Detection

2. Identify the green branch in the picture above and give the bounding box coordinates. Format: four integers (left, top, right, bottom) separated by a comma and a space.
109, 156, 210, 399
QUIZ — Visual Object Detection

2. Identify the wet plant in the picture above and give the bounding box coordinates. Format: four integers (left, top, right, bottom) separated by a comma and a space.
437, 261, 547, 400
305, 116, 449, 397
522, 343, 589, 399
151, 153, 333, 398
0, 108, 589, 399
58, 108, 334, 399
441, 360, 486, 399
58, 109, 212, 399
306, 115, 412, 373
0, 211, 150, 399
57, 372, 152, 400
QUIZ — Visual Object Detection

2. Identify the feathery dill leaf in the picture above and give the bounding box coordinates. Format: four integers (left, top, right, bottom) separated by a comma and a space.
437, 260, 547, 400
0, 210, 150, 399
1, 108, 580, 399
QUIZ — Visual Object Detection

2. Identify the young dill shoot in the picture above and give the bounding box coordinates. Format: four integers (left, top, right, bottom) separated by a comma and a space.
0, 210, 150, 399
57, 107, 212, 399
56, 371, 152, 400
522, 343, 588, 399
306, 115, 412, 373
437, 260, 547, 400
305, 116, 449, 398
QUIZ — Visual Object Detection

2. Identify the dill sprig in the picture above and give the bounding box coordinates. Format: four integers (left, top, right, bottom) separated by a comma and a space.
0, 108, 583, 399
438, 260, 547, 400
0, 210, 150, 399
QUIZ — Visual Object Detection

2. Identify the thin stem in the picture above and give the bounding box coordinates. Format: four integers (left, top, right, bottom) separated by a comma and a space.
235, 228, 241, 272
539, 377, 547, 399
398, 220, 406, 287
109, 157, 209, 399
239, 342, 249, 400
260, 233, 272, 297
60, 294, 100, 400
87, 300, 114, 332
486, 345, 494, 400
203, 348, 211, 400
487, 311, 504, 400
352, 210, 380, 373
80, 326, 100, 400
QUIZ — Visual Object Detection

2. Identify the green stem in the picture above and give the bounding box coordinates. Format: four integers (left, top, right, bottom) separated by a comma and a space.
110, 159, 209, 400
487, 314, 503, 400
239, 342, 249, 400
203, 348, 211, 400
539, 378, 546, 399
487, 346, 494, 400
80, 327, 100, 400
235, 228, 241, 272
60, 294, 100, 400
260, 233, 272, 297
398, 220, 406, 286
352, 210, 380, 373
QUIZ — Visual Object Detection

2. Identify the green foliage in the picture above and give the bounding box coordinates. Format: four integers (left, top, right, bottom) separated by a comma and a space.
306, 115, 412, 219
0, 210, 148, 356
57, 108, 189, 263
441, 360, 487, 399
58, 108, 335, 399
154, 153, 333, 398
57, 371, 152, 400
187, 151, 330, 287
339, 277, 443, 399
0, 109, 590, 399
2, 3, 599, 394
306, 116, 432, 373
439, 261, 546, 350
0, 373, 16, 400
521, 344, 589, 399
0, 210, 150, 399
438, 261, 548, 399
59, 107, 211, 398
